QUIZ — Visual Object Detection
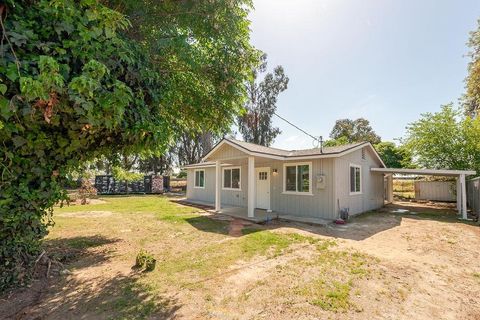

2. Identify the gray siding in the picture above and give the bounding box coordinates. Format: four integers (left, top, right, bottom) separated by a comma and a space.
186, 165, 248, 207
334, 147, 384, 216
267, 158, 336, 219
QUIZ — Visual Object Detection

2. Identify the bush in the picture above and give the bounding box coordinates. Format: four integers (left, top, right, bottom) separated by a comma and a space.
135, 249, 157, 272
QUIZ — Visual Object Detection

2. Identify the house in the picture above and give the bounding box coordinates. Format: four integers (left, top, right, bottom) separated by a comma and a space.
183, 138, 387, 222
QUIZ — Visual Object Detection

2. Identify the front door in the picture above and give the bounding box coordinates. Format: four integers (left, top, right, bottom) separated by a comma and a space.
255, 167, 271, 210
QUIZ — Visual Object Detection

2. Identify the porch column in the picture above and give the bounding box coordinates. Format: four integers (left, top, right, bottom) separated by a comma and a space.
247, 156, 255, 218
386, 174, 394, 203
215, 160, 221, 212
460, 174, 467, 220
456, 177, 461, 214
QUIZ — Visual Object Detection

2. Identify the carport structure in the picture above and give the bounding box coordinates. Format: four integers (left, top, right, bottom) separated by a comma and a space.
371, 168, 477, 220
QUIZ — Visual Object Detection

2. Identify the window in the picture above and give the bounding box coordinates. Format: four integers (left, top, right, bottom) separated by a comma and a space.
194, 169, 205, 188
283, 163, 312, 194
350, 164, 361, 194
223, 167, 241, 190
258, 171, 268, 180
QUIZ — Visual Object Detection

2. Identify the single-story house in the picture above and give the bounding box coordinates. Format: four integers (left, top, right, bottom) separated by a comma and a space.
184, 138, 387, 221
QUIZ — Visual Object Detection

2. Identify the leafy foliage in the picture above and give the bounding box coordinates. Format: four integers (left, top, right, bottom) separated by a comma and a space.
463, 19, 480, 116
328, 118, 381, 145
0, 0, 257, 291
402, 104, 480, 173
374, 142, 413, 168
135, 249, 157, 272
238, 54, 289, 146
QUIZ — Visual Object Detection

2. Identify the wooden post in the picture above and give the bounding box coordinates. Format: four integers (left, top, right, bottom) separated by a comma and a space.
215, 161, 221, 212
461, 174, 467, 220
248, 156, 255, 218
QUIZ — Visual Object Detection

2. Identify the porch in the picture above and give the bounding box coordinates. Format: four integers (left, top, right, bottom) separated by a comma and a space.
180, 199, 331, 226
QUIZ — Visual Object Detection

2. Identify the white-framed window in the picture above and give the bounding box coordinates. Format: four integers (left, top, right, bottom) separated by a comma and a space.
283, 162, 312, 195
350, 164, 362, 194
194, 169, 205, 188
223, 167, 241, 190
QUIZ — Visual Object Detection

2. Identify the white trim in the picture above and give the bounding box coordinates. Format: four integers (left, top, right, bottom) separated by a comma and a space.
222, 166, 242, 191
282, 162, 313, 195
349, 163, 362, 195
371, 167, 476, 176
193, 169, 205, 189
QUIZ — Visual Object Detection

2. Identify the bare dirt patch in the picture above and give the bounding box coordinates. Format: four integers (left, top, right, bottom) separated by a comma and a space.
56, 210, 115, 218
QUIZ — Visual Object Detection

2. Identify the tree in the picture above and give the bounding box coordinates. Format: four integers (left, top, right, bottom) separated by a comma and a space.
329, 118, 381, 145
238, 54, 289, 146
402, 104, 480, 173
0, 0, 257, 291
374, 142, 413, 168
176, 131, 221, 166
138, 152, 175, 176
463, 19, 480, 117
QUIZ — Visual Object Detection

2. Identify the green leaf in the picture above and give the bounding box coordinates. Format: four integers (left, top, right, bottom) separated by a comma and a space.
0, 84, 7, 95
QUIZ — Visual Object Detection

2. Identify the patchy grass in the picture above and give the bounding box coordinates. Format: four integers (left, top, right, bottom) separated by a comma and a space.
5, 196, 400, 319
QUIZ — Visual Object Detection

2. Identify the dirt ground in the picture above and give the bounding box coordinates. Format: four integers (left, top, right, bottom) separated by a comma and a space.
1, 197, 479, 320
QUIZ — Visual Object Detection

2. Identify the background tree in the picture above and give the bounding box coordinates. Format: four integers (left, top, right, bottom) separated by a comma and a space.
402, 104, 480, 173
463, 18, 480, 117
137, 151, 175, 176
374, 142, 413, 168
238, 54, 289, 146
328, 118, 381, 145
0, 0, 257, 291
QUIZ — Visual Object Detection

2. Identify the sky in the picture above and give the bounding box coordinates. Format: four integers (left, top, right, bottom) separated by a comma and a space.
248, 0, 480, 150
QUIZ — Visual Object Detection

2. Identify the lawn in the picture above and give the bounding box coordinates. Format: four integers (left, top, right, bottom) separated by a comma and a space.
2, 195, 480, 319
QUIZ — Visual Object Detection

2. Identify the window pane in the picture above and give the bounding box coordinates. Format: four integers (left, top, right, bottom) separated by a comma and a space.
286, 166, 296, 191
350, 167, 355, 192
355, 167, 361, 192
195, 171, 200, 187
232, 168, 240, 189
199, 171, 204, 187
224, 169, 231, 188
297, 165, 310, 192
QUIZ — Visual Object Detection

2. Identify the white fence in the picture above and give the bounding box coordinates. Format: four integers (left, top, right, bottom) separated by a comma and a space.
414, 181, 456, 202
467, 177, 480, 215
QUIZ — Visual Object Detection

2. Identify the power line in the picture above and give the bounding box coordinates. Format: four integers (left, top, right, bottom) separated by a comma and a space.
273, 112, 323, 148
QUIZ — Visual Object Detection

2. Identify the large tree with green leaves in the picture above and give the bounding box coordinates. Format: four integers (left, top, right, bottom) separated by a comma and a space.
463, 18, 480, 117
402, 104, 480, 173
374, 142, 413, 168
328, 118, 381, 145
0, 0, 257, 291
238, 54, 289, 147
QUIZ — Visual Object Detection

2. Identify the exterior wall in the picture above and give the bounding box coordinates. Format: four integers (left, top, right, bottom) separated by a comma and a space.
334, 147, 384, 216
186, 165, 248, 207
263, 158, 336, 219
414, 181, 456, 202
208, 143, 246, 161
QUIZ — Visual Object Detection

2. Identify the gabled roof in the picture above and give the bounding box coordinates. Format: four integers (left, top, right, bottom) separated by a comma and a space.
183, 138, 386, 168
224, 138, 368, 157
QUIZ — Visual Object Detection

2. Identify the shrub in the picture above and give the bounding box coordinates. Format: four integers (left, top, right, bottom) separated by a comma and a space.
135, 249, 157, 272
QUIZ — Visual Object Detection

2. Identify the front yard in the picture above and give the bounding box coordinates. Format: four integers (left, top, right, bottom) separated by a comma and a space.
2, 196, 480, 319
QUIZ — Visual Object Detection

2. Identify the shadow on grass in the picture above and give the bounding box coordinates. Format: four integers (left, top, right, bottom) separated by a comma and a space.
1, 235, 181, 319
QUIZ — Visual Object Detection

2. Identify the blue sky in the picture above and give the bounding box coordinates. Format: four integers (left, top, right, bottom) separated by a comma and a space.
248, 0, 480, 150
